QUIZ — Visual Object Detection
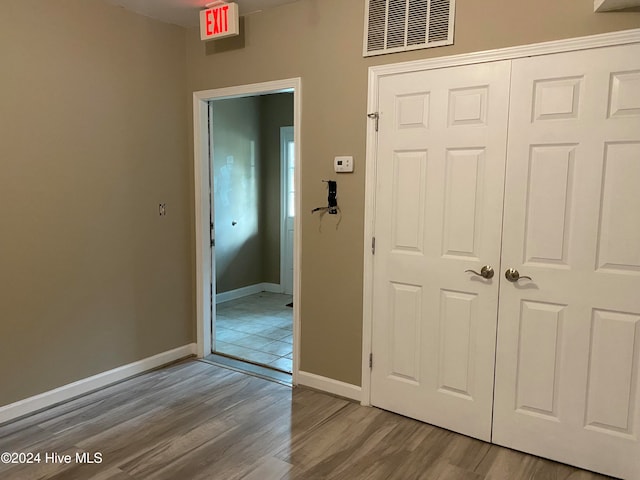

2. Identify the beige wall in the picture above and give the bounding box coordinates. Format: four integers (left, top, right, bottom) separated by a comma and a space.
0, 0, 192, 406
186, 0, 640, 386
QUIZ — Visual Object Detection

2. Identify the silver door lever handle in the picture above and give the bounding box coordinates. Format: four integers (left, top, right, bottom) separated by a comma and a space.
505, 268, 532, 282
465, 266, 494, 279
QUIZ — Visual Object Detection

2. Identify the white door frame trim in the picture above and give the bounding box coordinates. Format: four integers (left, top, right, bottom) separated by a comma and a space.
361, 28, 640, 406
193, 78, 302, 385
280, 126, 295, 295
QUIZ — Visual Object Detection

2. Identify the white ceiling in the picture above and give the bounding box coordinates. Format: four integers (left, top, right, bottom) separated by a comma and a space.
103, 0, 300, 27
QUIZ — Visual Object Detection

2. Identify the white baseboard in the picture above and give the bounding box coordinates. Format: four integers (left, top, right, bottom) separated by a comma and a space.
262, 282, 282, 293
297, 371, 362, 402
0, 343, 197, 425
216, 282, 282, 304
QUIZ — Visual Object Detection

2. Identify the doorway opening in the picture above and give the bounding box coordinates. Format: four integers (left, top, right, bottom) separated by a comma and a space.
193, 79, 301, 385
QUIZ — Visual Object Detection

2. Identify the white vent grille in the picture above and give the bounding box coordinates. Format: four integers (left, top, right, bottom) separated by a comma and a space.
364, 0, 455, 57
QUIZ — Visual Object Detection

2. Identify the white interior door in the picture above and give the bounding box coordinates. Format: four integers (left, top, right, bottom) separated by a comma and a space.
493, 43, 640, 479
281, 126, 294, 296
370, 61, 511, 441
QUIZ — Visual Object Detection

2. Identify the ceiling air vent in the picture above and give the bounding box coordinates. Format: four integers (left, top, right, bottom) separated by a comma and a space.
364, 0, 455, 57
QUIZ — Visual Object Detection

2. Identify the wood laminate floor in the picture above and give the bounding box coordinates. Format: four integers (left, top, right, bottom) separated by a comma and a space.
0, 360, 615, 480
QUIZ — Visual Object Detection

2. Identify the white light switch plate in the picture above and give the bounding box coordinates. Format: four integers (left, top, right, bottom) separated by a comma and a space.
334, 156, 354, 173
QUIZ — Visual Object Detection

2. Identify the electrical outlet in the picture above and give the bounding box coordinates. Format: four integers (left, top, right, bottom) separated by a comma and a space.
159, 203, 167, 216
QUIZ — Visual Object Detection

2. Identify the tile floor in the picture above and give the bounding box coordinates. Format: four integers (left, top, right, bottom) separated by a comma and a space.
214, 291, 293, 373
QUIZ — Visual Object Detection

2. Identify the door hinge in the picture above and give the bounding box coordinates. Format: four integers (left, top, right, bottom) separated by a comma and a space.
372, 236, 376, 255
210, 222, 215, 248
367, 112, 379, 132
369, 353, 373, 369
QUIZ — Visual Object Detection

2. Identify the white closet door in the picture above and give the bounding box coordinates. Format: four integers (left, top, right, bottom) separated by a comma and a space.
370, 61, 511, 441
494, 43, 640, 479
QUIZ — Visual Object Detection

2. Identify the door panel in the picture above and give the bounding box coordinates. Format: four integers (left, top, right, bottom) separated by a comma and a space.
443, 148, 485, 259
388, 282, 422, 382
587, 309, 639, 435
494, 44, 640, 479
515, 300, 564, 418
371, 61, 511, 441
597, 142, 640, 272
438, 289, 477, 399
524, 145, 575, 266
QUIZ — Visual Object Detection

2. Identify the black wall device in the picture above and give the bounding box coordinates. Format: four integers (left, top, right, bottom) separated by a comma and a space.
311, 180, 339, 215
327, 180, 337, 214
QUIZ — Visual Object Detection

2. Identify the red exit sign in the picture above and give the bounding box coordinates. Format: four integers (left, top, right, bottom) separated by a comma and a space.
200, 2, 239, 41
